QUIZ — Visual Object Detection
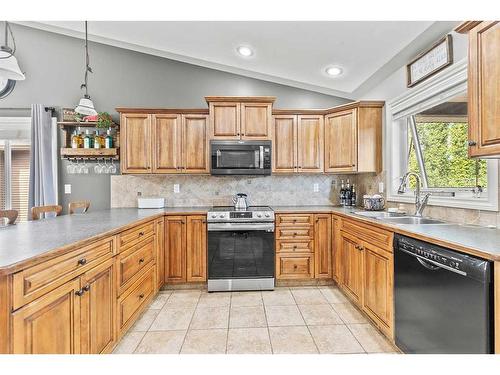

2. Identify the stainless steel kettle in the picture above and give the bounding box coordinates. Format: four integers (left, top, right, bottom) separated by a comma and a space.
232, 193, 248, 210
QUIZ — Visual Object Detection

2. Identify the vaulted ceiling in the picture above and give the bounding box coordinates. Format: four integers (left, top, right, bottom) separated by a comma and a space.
17, 21, 460, 99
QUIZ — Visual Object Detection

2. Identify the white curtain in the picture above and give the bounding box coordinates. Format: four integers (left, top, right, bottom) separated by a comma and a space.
28, 104, 58, 219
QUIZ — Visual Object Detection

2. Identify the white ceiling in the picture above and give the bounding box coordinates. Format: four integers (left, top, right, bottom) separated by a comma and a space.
18, 21, 456, 98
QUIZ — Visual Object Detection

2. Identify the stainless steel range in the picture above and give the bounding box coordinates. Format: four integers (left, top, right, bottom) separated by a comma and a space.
207, 206, 275, 292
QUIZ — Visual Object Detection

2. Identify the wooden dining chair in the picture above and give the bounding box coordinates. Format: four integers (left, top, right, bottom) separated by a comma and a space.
0, 210, 18, 225
31, 205, 62, 221
68, 200, 91, 215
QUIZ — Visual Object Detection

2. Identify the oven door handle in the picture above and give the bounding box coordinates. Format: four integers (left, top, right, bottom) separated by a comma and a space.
259, 146, 264, 169
216, 149, 221, 168
208, 223, 275, 232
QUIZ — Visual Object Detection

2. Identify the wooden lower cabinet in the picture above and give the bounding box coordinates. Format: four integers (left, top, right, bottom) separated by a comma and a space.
12, 278, 82, 354
165, 215, 207, 283
314, 214, 332, 278
362, 242, 394, 338
80, 259, 116, 354
340, 231, 364, 305
276, 254, 314, 279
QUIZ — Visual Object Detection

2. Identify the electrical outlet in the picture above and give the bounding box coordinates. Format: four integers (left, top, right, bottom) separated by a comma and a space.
332, 180, 338, 189
173, 184, 180, 193
64, 184, 71, 194
378, 182, 384, 194
313, 183, 319, 192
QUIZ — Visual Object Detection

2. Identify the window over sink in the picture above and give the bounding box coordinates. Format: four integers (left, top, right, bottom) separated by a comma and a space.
386, 60, 498, 211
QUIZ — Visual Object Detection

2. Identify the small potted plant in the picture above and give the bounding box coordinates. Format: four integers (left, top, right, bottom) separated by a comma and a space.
97, 112, 114, 129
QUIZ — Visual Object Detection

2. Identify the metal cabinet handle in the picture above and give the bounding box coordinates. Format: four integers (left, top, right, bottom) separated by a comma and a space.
78, 258, 87, 266
468, 140, 477, 146
76, 289, 84, 297
83, 285, 90, 292
139, 293, 145, 299
139, 258, 145, 264
293, 232, 298, 236
294, 265, 298, 269
139, 231, 145, 236
293, 245, 297, 249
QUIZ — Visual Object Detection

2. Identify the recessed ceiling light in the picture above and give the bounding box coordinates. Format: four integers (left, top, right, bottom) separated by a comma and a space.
325, 66, 343, 77
236, 46, 253, 57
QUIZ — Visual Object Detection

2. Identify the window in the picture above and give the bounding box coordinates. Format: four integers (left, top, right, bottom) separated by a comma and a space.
386, 60, 498, 211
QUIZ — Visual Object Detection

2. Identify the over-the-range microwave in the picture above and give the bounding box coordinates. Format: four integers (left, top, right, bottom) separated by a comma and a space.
210, 140, 272, 175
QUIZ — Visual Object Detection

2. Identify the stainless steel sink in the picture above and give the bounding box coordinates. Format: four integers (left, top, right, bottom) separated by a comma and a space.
380, 216, 447, 225
354, 211, 406, 219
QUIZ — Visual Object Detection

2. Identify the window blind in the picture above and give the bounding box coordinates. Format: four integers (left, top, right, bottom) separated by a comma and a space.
11, 147, 30, 222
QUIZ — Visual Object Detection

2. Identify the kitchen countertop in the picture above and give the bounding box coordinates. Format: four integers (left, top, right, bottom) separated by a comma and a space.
1, 205, 499, 275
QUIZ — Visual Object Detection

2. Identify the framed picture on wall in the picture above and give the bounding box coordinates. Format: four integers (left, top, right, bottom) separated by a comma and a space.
406, 34, 453, 87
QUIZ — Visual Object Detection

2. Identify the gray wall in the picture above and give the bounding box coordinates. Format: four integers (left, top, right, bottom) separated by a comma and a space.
0, 23, 350, 212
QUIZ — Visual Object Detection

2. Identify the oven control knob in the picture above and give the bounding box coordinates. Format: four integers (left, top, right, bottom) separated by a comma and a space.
211, 214, 217, 218
257, 213, 262, 218
219, 214, 225, 218
265, 213, 270, 217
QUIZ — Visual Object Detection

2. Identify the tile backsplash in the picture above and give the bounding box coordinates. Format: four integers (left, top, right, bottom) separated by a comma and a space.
111, 174, 356, 208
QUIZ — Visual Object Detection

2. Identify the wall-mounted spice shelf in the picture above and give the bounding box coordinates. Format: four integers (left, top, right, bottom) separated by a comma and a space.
60, 148, 119, 160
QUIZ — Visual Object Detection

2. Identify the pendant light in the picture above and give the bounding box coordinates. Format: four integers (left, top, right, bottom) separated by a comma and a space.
0, 21, 25, 80
75, 21, 97, 116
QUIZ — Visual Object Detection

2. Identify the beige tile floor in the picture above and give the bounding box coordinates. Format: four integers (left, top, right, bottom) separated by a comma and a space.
113, 286, 397, 354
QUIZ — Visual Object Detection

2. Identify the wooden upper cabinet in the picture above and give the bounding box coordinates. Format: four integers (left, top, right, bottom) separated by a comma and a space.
209, 102, 240, 138
152, 114, 182, 173
314, 214, 332, 278
463, 22, 500, 157
12, 278, 82, 354
165, 216, 187, 283
182, 114, 209, 173
80, 259, 116, 354
297, 115, 324, 172
206, 97, 275, 140
241, 102, 273, 139
273, 115, 297, 172
324, 102, 383, 173
325, 109, 357, 172
186, 215, 207, 282
121, 113, 152, 173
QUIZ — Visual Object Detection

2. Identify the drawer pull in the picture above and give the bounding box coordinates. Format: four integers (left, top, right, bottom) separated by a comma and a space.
139, 258, 145, 264
468, 140, 477, 146
75, 289, 85, 297
139, 231, 145, 237
293, 265, 298, 269
83, 284, 90, 292
139, 293, 145, 299
293, 232, 297, 236
293, 245, 297, 249
78, 258, 87, 266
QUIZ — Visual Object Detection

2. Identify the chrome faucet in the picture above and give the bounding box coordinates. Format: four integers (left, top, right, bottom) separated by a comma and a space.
397, 172, 431, 217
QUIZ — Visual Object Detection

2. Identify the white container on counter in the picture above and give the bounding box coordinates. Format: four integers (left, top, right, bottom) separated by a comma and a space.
137, 197, 166, 209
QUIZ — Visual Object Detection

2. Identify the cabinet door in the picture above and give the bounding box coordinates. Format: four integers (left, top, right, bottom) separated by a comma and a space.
273, 115, 297, 173
297, 115, 324, 172
12, 278, 81, 354
340, 232, 363, 305
165, 216, 186, 282
468, 21, 500, 157
186, 215, 207, 282
241, 103, 272, 139
121, 113, 152, 173
314, 214, 332, 278
324, 109, 357, 172
331, 216, 341, 282
152, 114, 182, 173
182, 114, 209, 173
80, 259, 116, 354
363, 242, 393, 337
209, 102, 240, 138
156, 218, 165, 290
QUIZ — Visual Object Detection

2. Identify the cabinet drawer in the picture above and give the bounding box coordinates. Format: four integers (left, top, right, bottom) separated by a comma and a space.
117, 235, 156, 294
13, 237, 115, 310
118, 221, 155, 251
341, 218, 393, 251
276, 227, 313, 240
117, 265, 156, 334
276, 214, 313, 227
276, 254, 314, 279
276, 240, 313, 253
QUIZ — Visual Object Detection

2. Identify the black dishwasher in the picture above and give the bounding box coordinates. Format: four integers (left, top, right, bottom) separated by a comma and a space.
394, 234, 493, 354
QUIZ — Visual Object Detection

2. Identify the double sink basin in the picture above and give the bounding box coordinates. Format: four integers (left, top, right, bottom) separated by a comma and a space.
353, 211, 449, 225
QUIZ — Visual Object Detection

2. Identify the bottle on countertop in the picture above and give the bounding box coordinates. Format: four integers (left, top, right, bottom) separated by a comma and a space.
340, 180, 345, 205
351, 184, 357, 207
345, 179, 352, 206
105, 129, 113, 149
